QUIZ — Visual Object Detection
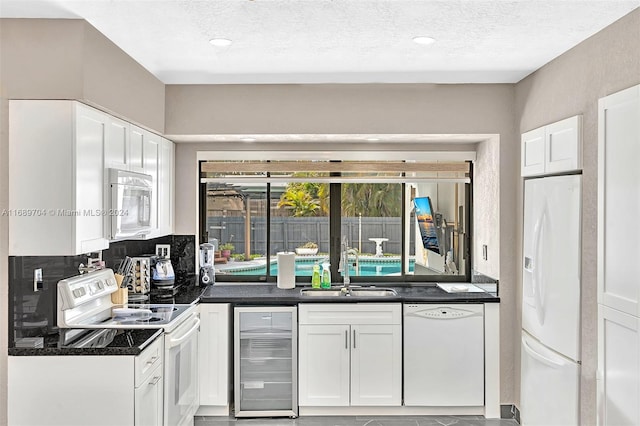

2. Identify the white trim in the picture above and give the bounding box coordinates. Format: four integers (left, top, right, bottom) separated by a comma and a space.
197, 150, 476, 162
484, 303, 501, 419
299, 406, 484, 416
195, 405, 230, 416
200, 177, 470, 184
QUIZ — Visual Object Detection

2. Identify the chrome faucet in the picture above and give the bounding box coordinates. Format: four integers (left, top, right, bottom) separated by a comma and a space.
339, 237, 359, 290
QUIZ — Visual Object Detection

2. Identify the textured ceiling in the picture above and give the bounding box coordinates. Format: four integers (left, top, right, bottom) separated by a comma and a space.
1, 0, 638, 84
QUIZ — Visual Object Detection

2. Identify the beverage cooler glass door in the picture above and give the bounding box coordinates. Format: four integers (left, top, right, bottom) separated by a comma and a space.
234, 306, 298, 417
164, 313, 200, 426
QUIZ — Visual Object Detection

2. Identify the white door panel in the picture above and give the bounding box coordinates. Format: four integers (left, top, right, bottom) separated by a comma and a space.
522, 175, 581, 362
597, 305, 640, 426
521, 332, 580, 426
598, 85, 640, 316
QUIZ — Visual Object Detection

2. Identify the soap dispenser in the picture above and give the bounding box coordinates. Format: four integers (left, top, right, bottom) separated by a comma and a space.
311, 264, 321, 289
321, 263, 331, 289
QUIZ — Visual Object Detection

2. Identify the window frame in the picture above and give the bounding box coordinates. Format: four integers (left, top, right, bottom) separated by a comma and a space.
198, 160, 472, 283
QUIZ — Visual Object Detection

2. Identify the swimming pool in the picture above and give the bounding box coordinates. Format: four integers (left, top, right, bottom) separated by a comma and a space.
228, 257, 415, 277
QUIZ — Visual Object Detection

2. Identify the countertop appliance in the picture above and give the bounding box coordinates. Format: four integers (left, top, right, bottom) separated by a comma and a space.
109, 168, 153, 240
199, 243, 215, 286
403, 304, 484, 407
153, 256, 175, 287
521, 174, 581, 426
57, 268, 200, 426
234, 306, 297, 418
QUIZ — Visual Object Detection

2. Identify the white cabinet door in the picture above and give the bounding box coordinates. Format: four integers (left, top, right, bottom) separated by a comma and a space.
129, 125, 145, 173
143, 131, 160, 232
521, 127, 546, 177
521, 115, 582, 177
75, 103, 109, 253
598, 305, 640, 426
105, 116, 130, 170
545, 115, 582, 174
9, 100, 111, 255
598, 84, 640, 316
350, 324, 401, 406
158, 138, 175, 236
198, 304, 230, 409
298, 324, 350, 406
135, 363, 163, 426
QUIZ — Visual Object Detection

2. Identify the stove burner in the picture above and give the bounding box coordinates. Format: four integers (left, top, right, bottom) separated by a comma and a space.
136, 317, 163, 323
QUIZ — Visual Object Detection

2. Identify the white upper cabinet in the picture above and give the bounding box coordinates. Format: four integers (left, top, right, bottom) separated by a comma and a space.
143, 130, 160, 233
158, 138, 175, 236
129, 125, 145, 173
9, 100, 110, 255
521, 115, 582, 177
598, 84, 640, 316
105, 116, 130, 171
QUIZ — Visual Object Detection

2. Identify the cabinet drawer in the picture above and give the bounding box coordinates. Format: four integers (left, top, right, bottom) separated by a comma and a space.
135, 335, 163, 387
299, 303, 401, 325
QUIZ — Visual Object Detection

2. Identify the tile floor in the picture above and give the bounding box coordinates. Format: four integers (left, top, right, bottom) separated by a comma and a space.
194, 415, 519, 426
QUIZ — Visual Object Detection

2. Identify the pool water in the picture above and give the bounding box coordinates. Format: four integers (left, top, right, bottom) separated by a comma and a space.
231, 259, 415, 277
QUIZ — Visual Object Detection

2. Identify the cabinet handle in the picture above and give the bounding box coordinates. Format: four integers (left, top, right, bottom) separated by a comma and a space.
345, 330, 348, 349
149, 376, 161, 386
353, 329, 356, 348
146, 356, 158, 366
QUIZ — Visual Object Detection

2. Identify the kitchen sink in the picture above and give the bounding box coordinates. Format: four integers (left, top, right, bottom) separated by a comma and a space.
299, 287, 397, 297
349, 288, 397, 297
300, 289, 344, 297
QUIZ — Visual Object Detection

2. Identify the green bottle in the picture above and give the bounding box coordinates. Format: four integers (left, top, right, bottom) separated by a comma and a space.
321, 263, 331, 289
311, 264, 321, 289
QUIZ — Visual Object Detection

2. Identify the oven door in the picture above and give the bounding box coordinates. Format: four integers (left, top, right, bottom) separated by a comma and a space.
164, 313, 200, 426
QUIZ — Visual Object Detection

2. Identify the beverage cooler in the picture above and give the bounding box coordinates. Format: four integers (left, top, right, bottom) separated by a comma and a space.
234, 306, 297, 417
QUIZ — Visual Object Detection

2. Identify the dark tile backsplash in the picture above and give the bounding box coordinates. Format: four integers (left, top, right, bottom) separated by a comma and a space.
8, 235, 196, 346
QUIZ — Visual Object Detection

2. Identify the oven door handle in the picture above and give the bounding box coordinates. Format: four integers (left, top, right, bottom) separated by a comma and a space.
166, 315, 200, 348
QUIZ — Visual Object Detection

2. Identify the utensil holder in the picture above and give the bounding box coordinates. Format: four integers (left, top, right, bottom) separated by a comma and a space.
111, 273, 128, 304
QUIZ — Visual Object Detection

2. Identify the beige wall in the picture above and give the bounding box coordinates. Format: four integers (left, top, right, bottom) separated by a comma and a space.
169, 83, 519, 404
0, 19, 165, 425
514, 8, 640, 425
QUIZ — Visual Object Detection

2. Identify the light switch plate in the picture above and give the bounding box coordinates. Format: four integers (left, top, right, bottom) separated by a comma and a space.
33, 268, 43, 292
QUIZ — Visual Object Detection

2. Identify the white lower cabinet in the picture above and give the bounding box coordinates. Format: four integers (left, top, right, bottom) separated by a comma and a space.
298, 304, 402, 407
135, 363, 164, 426
197, 303, 231, 415
8, 335, 164, 426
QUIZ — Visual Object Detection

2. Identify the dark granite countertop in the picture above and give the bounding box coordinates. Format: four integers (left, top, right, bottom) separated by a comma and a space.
200, 283, 500, 304
9, 329, 163, 356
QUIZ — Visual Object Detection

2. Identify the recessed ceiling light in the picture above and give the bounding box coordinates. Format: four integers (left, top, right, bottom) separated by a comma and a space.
412, 36, 436, 46
366, 137, 380, 142
241, 137, 257, 142
209, 38, 232, 47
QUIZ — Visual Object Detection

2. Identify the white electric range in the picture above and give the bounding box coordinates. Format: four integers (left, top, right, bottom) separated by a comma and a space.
57, 268, 196, 332
57, 268, 200, 426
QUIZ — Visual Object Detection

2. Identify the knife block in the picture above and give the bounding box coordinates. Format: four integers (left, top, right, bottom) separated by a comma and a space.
111, 273, 128, 304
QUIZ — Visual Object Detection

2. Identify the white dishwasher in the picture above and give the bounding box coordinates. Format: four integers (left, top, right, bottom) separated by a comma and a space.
403, 304, 484, 406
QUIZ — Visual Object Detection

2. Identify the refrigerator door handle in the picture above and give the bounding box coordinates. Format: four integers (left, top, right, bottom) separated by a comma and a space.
532, 203, 548, 325
522, 336, 567, 368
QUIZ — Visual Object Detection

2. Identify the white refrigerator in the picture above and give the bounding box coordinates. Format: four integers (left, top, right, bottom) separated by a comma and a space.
521, 174, 581, 426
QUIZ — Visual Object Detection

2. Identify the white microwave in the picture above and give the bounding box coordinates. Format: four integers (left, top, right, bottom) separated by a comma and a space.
109, 169, 153, 240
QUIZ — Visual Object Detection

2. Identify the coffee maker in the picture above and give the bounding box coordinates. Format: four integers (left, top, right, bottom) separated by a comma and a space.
199, 243, 215, 286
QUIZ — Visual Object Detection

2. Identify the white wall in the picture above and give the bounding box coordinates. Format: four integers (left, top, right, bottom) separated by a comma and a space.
514, 8, 640, 425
